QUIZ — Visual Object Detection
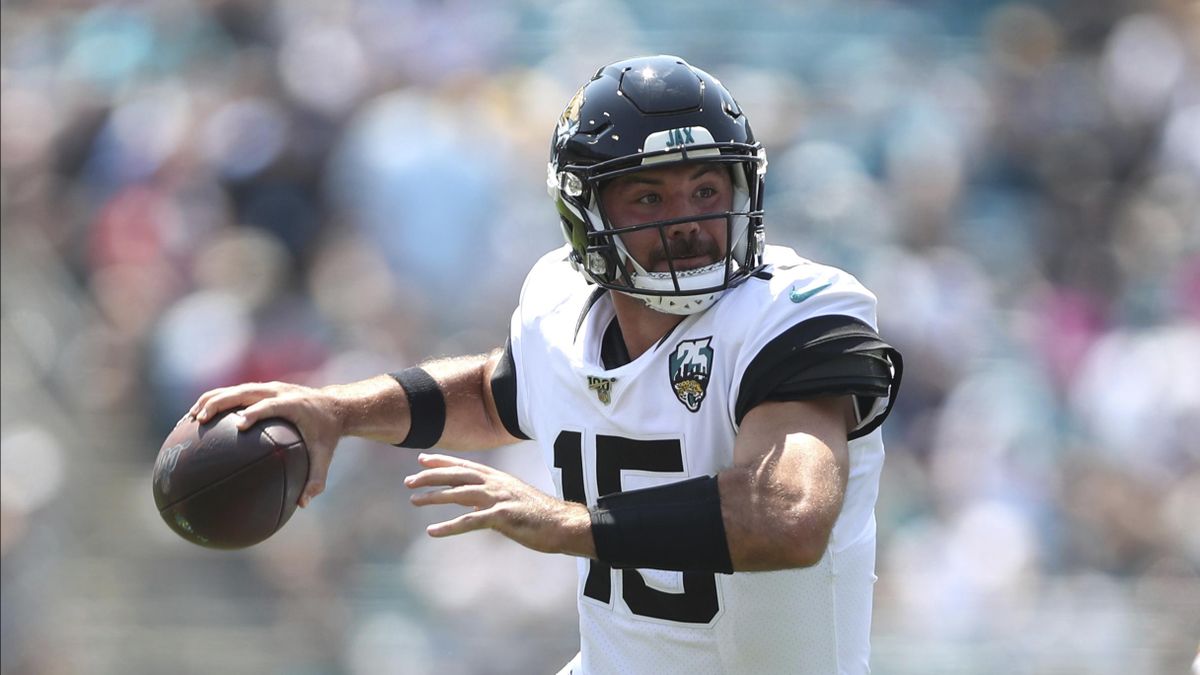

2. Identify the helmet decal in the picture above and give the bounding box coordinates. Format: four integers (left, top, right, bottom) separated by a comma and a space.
555, 85, 585, 149
641, 127, 720, 165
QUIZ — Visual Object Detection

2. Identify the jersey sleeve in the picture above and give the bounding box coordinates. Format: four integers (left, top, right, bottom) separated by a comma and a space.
489, 337, 530, 440
490, 245, 584, 442
730, 265, 903, 440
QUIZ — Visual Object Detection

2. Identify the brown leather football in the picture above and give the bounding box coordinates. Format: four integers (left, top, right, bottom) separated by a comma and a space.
152, 410, 309, 549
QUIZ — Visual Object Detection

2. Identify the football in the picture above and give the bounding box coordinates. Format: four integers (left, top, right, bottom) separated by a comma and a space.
152, 410, 309, 549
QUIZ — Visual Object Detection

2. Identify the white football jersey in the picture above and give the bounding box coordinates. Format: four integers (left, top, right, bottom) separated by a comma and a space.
507, 245, 894, 675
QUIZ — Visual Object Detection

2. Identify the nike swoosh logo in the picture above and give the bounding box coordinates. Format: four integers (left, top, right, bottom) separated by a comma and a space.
789, 281, 832, 303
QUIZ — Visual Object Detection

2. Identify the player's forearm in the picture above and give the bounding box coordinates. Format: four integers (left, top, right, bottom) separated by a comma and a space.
325, 355, 514, 451
716, 398, 851, 571
418, 354, 514, 451
320, 374, 410, 444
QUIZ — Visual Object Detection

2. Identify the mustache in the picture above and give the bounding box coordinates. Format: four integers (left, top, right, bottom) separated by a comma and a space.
648, 235, 721, 268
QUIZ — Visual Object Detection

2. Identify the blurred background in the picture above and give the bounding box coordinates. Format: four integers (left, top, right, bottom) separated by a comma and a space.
2, 0, 1198, 673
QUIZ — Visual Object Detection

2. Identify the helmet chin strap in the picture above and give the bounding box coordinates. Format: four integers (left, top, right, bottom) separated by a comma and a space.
624, 265, 731, 315
626, 292, 723, 315
616, 241, 738, 315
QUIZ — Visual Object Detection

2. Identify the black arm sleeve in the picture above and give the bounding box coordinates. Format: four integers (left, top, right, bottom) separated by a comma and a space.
489, 338, 531, 440
590, 475, 733, 574
735, 315, 903, 440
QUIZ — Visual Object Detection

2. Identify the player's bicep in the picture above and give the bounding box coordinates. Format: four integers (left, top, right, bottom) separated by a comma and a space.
733, 397, 853, 526
725, 397, 853, 568
732, 397, 852, 476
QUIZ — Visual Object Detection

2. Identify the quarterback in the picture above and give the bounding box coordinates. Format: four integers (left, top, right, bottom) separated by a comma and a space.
187, 55, 903, 674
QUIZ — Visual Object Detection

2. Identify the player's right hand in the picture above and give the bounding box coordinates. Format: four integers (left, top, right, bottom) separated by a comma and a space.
186, 381, 343, 508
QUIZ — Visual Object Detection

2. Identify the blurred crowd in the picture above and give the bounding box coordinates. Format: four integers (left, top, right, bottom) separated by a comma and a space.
2, 0, 1197, 673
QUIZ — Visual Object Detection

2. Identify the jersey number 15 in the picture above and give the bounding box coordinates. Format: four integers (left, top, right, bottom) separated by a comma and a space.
553, 430, 719, 625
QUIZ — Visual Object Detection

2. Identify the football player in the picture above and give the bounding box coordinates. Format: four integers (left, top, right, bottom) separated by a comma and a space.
188, 55, 903, 674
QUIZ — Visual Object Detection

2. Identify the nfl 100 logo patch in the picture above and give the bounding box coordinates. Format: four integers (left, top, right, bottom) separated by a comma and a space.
587, 375, 617, 405
669, 337, 714, 412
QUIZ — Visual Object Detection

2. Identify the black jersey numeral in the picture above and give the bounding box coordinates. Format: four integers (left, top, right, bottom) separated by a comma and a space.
553, 431, 610, 603
553, 431, 719, 624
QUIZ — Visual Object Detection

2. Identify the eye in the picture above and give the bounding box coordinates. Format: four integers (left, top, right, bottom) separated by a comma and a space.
696, 186, 718, 199
636, 193, 661, 205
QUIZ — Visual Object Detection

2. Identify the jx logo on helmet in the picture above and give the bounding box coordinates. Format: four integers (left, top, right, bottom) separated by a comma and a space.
643, 127, 718, 161
666, 127, 696, 147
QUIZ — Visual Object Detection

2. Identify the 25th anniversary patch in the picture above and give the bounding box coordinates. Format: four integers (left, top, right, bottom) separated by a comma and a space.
669, 337, 713, 412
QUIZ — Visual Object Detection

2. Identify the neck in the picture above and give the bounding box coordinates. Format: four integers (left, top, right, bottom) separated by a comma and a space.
609, 291, 687, 360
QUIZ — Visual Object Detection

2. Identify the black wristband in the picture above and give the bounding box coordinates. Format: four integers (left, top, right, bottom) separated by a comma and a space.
589, 475, 733, 574
389, 367, 446, 449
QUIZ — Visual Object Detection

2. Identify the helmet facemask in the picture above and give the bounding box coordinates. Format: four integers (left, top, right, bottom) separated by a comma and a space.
552, 144, 766, 315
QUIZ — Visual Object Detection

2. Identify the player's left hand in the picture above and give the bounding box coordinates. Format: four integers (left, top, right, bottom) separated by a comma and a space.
405, 453, 594, 557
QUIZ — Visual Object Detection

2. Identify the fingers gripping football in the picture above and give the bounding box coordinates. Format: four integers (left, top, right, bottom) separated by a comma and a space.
405, 454, 582, 554
186, 381, 343, 508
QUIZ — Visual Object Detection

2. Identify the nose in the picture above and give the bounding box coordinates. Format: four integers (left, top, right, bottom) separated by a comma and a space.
661, 197, 703, 238
664, 219, 701, 241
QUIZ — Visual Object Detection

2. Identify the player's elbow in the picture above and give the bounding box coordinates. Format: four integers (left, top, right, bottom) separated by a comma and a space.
783, 535, 830, 569
779, 511, 835, 568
